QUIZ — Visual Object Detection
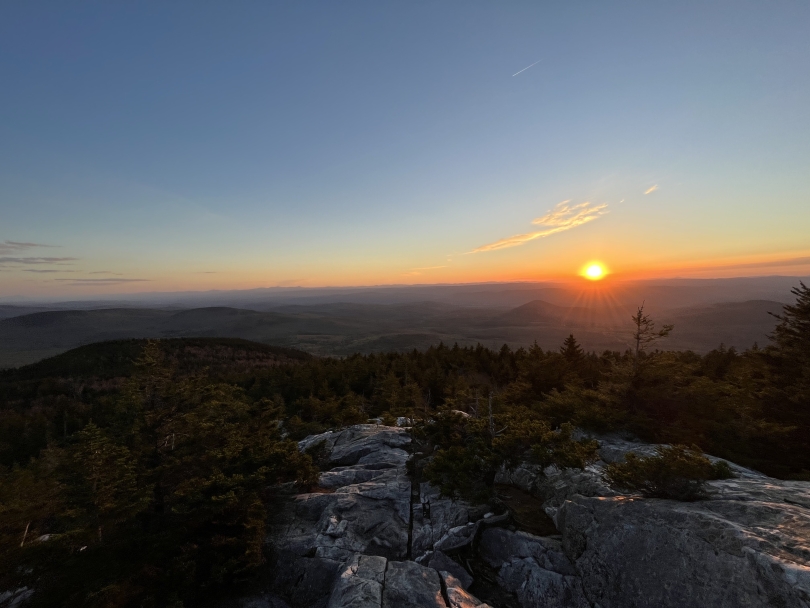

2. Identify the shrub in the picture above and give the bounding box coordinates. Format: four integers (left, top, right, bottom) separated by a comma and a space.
422, 442, 498, 503
606, 444, 734, 501
420, 409, 599, 503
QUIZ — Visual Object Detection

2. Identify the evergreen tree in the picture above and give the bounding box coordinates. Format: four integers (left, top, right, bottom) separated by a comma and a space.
560, 334, 584, 365
765, 282, 810, 472
770, 281, 810, 366
68, 422, 146, 543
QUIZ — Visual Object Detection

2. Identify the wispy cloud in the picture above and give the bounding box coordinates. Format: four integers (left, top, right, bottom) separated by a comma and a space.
403, 265, 447, 277
640, 252, 810, 279
644, 185, 658, 194
471, 200, 609, 253
0, 240, 57, 255
53, 278, 150, 286
0, 241, 79, 271
0, 256, 77, 266
703, 256, 810, 271
89, 271, 123, 275
22, 269, 76, 273
274, 278, 305, 287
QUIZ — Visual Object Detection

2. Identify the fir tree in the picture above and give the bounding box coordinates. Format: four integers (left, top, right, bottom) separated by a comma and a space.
560, 334, 584, 365
770, 281, 810, 364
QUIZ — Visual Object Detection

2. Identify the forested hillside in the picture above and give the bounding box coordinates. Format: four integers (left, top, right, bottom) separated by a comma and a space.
0, 284, 808, 607
0, 296, 786, 369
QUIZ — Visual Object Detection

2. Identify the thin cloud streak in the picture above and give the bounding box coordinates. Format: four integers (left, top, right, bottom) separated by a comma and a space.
644, 185, 658, 194
512, 59, 542, 77
0, 256, 77, 266
638, 254, 810, 279
471, 200, 609, 253
53, 278, 150, 285
403, 265, 447, 276
700, 256, 810, 271
23, 269, 76, 273
0, 241, 57, 255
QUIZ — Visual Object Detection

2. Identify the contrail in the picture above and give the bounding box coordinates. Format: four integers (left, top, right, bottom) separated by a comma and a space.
512, 59, 542, 77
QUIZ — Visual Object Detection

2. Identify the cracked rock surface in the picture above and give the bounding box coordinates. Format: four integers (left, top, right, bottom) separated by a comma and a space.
231, 427, 809, 608
263, 425, 492, 608
500, 435, 810, 608
558, 482, 810, 607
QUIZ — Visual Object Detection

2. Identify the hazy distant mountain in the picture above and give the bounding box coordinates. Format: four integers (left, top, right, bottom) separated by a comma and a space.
3, 276, 806, 311
0, 305, 57, 321
661, 300, 785, 351
499, 300, 609, 326
0, 294, 788, 368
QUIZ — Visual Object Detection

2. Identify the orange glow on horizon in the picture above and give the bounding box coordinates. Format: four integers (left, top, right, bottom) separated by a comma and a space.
4, 247, 810, 298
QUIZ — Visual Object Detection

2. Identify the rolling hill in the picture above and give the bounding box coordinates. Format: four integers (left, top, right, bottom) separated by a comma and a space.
0, 297, 787, 368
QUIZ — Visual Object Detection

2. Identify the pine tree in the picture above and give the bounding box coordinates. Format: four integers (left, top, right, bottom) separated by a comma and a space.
770, 282, 810, 365
768, 282, 810, 428
69, 422, 145, 543
560, 334, 584, 365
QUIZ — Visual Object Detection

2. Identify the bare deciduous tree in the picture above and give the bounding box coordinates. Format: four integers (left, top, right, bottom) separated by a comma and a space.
632, 303, 674, 373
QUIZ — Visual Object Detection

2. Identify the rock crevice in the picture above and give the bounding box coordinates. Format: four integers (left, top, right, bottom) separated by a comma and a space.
265, 425, 494, 608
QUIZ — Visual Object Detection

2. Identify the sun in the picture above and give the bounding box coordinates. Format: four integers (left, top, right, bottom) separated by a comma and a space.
581, 262, 607, 281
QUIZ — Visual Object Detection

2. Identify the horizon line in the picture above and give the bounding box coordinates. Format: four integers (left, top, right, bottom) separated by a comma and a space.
2, 273, 809, 304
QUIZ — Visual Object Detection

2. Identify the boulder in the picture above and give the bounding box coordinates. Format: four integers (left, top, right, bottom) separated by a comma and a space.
327, 554, 386, 608
325, 553, 491, 608
310, 425, 411, 468
492, 435, 810, 608
274, 426, 413, 565
411, 481, 475, 559
558, 479, 810, 608
425, 550, 474, 590
0, 588, 34, 608
427, 513, 509, 556
271, 553, 341, 608
479, 528, 576, 576
433, 523, 478, 553
495, 461, 614, 522
478, 528, 587, 608
497, 558, 588, 608
382, 561, 446, 608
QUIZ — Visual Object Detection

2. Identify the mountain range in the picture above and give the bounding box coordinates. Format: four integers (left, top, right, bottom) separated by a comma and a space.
0, 292, 789, 368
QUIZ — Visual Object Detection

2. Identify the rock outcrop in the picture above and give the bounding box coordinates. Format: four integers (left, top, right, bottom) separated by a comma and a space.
0, 588, 34, 608
558, 479, 810, 607
264, 425, 493, 608
499, 435, 810, 608
478, 528, 587, 608
237, 427, 809, 608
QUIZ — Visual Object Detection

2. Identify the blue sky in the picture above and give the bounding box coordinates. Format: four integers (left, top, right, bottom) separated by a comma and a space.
1, 1, 809, 296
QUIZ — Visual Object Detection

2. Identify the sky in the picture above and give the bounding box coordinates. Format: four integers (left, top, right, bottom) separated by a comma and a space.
1, 1, 809, 297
